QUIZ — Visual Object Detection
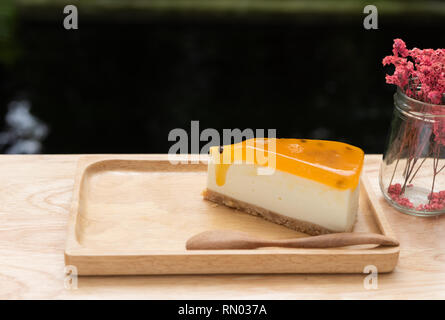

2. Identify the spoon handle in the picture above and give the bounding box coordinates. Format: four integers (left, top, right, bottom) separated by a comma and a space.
186, 231, 399, 250
261, 232, 399, 249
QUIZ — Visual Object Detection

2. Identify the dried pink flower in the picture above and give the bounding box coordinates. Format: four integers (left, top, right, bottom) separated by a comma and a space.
392, 38, 410, 57
387, 183, 415, 209
383, 39, 445, 105
388, 183, 445, 211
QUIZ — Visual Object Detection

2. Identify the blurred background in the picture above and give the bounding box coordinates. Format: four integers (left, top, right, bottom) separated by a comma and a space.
0, 0, 444, 154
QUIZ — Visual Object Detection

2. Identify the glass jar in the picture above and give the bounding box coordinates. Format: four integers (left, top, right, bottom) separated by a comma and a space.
380, 88, 445, 216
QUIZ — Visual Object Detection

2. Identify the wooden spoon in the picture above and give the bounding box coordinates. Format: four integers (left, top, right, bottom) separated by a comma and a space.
186, 230, 399, 250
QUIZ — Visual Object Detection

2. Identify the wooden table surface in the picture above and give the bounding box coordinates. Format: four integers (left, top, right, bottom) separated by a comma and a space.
1, 154, 444, 299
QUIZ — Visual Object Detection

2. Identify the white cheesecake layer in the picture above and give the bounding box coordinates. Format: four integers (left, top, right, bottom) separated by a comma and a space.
206, 162, 359, 232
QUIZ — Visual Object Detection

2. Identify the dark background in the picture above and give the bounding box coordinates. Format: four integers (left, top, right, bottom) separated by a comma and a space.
0, 1, 444, 154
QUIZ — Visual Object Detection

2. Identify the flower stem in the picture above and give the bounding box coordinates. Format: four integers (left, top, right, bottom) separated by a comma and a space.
408, 154, 429, 184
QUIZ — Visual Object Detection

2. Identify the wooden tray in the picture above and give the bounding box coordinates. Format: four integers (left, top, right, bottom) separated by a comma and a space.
65, 155, 399, 275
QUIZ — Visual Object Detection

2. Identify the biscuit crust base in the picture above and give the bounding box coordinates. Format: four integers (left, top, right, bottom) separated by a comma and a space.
203, 189, 336, 236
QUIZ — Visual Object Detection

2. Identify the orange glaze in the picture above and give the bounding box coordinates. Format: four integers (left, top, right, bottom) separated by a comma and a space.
210, 138, 364, 190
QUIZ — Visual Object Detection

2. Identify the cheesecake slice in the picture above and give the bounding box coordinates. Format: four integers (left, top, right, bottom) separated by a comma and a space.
203, 138, 364, 235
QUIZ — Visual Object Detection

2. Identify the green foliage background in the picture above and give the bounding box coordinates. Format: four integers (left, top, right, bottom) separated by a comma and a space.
0, 0, 17, 66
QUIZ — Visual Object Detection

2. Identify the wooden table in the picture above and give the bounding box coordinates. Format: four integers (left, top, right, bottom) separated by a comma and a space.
1, 154, 444, 299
